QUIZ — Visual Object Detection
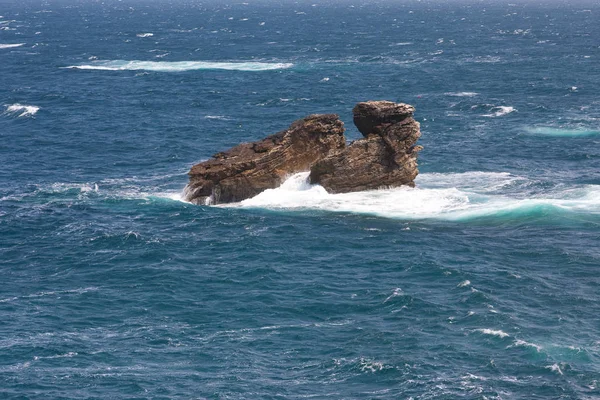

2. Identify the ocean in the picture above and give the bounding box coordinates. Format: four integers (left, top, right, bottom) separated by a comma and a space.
1, 0, 599, 398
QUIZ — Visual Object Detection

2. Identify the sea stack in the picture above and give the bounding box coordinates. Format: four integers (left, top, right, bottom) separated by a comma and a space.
184, 101, 422, 205
309, 101, 422, 192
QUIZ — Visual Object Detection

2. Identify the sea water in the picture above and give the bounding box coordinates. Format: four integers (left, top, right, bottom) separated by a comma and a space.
1, 0, 599, 398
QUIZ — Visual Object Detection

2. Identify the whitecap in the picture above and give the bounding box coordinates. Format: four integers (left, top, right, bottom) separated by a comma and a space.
482, 106, 516, 117
476, 329, 510, 338
0, 43, 24, 49
136, 32, 154, 38
204, 115, 230, 120
545, 363, 563, 375
65, 60, 293, 72
509, 339, 543, 352
359, 358, 386, 373
33, 352, 78, 360
457, 280, 471, 287
4, 103, 39, 117
383, 288, 403, 303
445, 91, 478, 97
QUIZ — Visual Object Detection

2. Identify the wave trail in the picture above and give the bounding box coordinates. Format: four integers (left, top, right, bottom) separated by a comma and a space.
0, 43, 24, 49
4, 103, 39, 117
224, 172, 600, 222
65, 60, 293, 72
525, 126, 600, 137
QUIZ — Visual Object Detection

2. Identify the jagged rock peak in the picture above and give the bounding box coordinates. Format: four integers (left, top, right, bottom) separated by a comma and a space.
353, 100, 415, 136
308, 101, 422, 193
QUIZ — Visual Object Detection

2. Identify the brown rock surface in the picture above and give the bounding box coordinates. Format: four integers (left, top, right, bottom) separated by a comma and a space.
309, 101, 422, 192
184, 114, 345, 204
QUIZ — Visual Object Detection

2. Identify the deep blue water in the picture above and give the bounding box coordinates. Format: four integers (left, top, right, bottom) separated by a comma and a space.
1, 0, 600, 398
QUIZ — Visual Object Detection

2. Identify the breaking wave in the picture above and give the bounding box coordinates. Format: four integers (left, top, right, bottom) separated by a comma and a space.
65, 60, 294, 72
4, 103, 39, 117
224, 171, 600, 222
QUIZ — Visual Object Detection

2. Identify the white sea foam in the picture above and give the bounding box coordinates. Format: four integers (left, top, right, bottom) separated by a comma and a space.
0, 43, 24, 49
4, 103, 39, 117
476, 329, 510, 338
204, 115, 231, 120
226, 171, 600, 221
358, 358, 386, 373
483, 106, 516, 117
384, 288, 403, 303
33, 352, 78, 361
525, 126, 600, 137
457, 280, 471, 287
136, 32, 153, 37
65, 60, 293, 72
445, 91, 478, 97
546, 363, 563, 375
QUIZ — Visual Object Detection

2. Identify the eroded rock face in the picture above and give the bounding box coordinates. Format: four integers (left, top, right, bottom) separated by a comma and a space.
184, 101, 422, 205
309, 101, 422, 193
184, 114, 345, 205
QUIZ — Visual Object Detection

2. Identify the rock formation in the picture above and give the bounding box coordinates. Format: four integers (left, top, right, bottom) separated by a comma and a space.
309, 101, 422, 192
184, 114, 345, 205
184, 101, 422, 205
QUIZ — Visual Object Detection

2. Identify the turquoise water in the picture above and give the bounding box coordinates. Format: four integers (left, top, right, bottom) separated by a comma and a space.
1, 1, 600, 398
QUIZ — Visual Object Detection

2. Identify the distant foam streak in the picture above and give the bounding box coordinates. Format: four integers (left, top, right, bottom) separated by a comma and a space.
224, 171, 600, 221
65, 60, 294, 72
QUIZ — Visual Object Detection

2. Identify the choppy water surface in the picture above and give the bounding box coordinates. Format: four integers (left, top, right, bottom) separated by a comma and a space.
1, 0, 599, 398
